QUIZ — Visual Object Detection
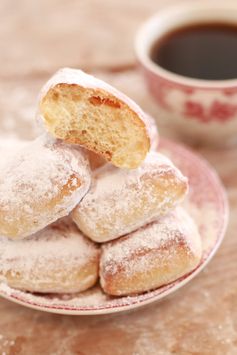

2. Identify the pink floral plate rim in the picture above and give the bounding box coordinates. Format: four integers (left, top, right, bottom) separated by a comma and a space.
0, 137, 229, 315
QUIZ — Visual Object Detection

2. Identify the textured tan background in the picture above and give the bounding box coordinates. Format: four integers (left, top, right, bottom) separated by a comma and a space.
1, 0, 186, 77
0, 0, 237, 354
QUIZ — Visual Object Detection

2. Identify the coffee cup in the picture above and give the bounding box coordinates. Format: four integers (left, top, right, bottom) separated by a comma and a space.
135, 1, 237, 146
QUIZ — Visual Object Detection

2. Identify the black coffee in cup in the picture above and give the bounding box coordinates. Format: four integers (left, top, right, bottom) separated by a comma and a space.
150, 23, 237, 80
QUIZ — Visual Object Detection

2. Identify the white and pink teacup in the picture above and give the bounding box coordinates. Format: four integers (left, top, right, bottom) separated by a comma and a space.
135, 1, 237, 146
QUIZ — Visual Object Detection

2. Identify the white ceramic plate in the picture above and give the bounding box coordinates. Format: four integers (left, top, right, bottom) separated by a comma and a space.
0, 137, 229, 315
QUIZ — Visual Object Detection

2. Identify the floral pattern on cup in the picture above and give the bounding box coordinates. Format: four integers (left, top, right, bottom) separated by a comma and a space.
135, 2, 237, 145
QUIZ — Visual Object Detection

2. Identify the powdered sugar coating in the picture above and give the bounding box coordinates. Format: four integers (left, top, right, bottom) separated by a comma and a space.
0, 137, 28, 153
0, 138, 29, 172
144, 114, 159, 150
0, 135, 91, 239
100, 207, 202, 295
0, 218, 99, 293
101, 207, 201, 276
0, 137, 227, 313
72, 151, 188, 242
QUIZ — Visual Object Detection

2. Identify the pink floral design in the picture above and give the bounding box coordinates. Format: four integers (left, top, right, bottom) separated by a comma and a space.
184, 100, 237, 123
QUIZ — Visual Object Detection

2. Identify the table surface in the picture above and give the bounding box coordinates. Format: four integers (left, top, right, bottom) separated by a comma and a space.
0, 1, 237, 354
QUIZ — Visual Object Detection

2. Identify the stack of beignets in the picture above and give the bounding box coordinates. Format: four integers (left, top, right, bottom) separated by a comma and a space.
0, 68, 202, 296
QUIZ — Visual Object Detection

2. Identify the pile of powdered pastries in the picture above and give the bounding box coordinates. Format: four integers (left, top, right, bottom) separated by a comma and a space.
0, 68, 202, 297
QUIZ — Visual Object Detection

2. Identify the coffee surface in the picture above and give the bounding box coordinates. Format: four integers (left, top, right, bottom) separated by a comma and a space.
150, 23, 237, 80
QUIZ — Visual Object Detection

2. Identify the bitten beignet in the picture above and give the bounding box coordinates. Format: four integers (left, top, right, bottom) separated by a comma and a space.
0, 135, 91, 239
100, 208, 202, 296
87, 114, 159, 170
0, 219, 99, 293
72, 152, 188, 243
38, 68, 150, 169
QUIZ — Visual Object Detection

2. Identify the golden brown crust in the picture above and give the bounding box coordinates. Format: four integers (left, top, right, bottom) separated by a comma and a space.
88, 151, 107, 170
1, 258, 99, 294
72, 152, 188, 243
0, 135, 91, 239
0, 219, 100, 293
100, 208, 202, 296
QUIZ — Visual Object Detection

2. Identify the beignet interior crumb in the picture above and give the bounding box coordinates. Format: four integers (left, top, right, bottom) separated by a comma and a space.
40, 84, 150, 169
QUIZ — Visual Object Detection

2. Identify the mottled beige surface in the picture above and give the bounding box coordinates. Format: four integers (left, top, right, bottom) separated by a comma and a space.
0, 0, 237, 354
1, 0, 209, 78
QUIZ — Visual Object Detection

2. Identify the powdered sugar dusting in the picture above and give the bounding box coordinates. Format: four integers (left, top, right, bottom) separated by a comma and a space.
93, 152, 185, 198
0, 218, 99, 291
0, 138, 29, 173
0, 200, 226, 312
93, 152, 176, 196
0, 137, 28, 153
0, 135, 91, 238
183, 201, 218, 253
73, 151, 188, 242
100, 207, 201, 278
143, 114, 159, 151
0, 138, 228, 313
